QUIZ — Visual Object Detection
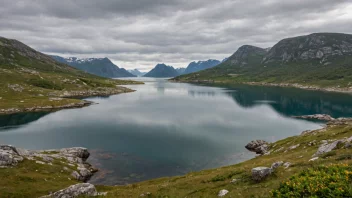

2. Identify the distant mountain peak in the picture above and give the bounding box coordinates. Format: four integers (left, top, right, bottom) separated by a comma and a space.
51, 55, 135, 78
144, 63, 179, 78
183, 59, 221, 75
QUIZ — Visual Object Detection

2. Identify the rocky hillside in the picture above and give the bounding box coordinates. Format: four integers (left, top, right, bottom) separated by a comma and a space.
0, 36, 140, 114
51, 56, 136, 78
144, 63, 179, 78
183, 59, 221, 74
128, 69, 146, 77
173, 33, 352, 90
263, 33, 352, 64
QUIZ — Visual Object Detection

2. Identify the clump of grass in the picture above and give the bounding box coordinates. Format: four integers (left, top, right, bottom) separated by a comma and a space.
337, 154, 352, 161
28, 78, 63, 90
321, 151, 337, 159
209, 170, 243, 182
271, 164, 352, 197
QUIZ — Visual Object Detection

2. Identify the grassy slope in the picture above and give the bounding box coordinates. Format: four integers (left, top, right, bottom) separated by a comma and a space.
98, 122, 352, 197
0, 37, 142, 112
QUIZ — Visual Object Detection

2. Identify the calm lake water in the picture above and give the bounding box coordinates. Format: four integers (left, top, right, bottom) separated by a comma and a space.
1, 78, 352, 185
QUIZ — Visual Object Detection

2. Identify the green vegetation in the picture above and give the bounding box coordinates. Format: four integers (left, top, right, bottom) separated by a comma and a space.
0, 37, 142, 113
271, 164, 352, 197
173, 33, 352, 90
0, 159, 77, 197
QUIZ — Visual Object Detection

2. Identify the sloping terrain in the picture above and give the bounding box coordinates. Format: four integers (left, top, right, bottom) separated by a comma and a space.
0, 37, 141, 113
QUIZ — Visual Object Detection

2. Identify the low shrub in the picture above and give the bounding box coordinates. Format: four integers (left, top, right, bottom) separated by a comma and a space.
28, 79, 63, 90
321, 151, 337, 159
271, 164, 352, 197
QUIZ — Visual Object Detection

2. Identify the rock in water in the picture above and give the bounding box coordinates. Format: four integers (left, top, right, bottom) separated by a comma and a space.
218, 189, 229, 197
60, 147, 90, 163
41, 183, 97, 198
252, 167, 272, 181
245, 140, 269, 155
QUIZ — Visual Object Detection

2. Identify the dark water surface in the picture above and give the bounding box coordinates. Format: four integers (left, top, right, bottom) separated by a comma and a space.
1, 78, 352, 185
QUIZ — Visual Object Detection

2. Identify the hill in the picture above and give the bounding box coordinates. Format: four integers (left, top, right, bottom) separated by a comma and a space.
51, 56, 135, 78
173, 33, 352, 91
0, 36, 141, 114
144, 64, 179, 78
183, 59, 221, 74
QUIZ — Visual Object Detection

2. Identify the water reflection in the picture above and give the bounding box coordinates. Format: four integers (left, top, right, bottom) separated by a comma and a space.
0, 78, 351, 185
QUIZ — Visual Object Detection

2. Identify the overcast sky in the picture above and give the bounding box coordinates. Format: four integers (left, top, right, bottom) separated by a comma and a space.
1, 0, 352, 71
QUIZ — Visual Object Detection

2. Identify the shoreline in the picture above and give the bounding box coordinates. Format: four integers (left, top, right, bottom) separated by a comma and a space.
0, 86, 135, 115
171, 79, 352, 94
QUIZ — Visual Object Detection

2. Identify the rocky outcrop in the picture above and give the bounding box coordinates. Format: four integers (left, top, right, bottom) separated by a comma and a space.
313, 139, 346, 157
252, 167, 273, 181
263, 33, 352, 64
0, 145, 24, 167
271, 161, 284, 170
0, 145, 97, 182
41, 183, 98, 198
293, 114, 335, 121
245, 140, 269, 155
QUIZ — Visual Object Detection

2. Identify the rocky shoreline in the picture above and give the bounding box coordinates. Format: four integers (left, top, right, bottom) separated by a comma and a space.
0, 86, 135, 115
172, 79, 352, 94
0, 145, 104, 197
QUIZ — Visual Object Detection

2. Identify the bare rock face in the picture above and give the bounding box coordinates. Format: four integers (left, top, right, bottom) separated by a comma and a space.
60, 147, 90, 163
252, 167, 273, 181
245, 140, 269, 155
41, 183, 98, 198
0, 145, 23, 167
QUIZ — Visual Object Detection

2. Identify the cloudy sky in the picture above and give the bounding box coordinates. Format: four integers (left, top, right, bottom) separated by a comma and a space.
1, 0, 352, 71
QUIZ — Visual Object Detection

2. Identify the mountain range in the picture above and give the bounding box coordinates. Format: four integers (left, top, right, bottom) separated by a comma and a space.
183, 59, 221, 74
174, 33, 352, 88
51, 56, 135, 78
128, 69, 146, 77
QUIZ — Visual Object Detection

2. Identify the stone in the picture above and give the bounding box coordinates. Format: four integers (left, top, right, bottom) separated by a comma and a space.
309, 157, 319, 162
230, 179, 239, 183
60, 147, 90, 163
283, 162, 291, 169
252, 167, 272, 181
218, 189, 229, 197
36, 160, 46, 165
79, 168, 94, 182
0, 145, 23, 167
271, 161, 284, 169
288, 144, 300, 150
40, 183, 97, 198
42, 156, 54, 163
313, 139, 345, 157
245, 140, 269, 155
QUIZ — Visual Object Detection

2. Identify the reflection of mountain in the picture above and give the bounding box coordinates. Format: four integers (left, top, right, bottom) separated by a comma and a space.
188, 91, 216, 97
225, 85, 352, 118
0, 112, 50, 129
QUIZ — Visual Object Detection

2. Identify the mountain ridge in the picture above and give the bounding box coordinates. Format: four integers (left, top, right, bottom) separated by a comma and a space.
144, 63, 179, 78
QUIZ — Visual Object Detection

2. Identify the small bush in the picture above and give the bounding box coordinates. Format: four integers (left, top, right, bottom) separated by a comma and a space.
271, 164, 352, 197
28, 79, 63, 90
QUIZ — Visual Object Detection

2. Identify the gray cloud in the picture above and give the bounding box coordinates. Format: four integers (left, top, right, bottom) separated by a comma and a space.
0, 0, 351, 71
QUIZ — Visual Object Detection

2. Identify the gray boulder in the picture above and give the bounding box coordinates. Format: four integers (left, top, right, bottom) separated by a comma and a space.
313, 139, 345, 157
60, 147, 90, 163
252, 167, 272, 181
41, 183, 97, 198
218, 189, 229, 197
0, 145, 23, 167
245, 140, 269, 155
